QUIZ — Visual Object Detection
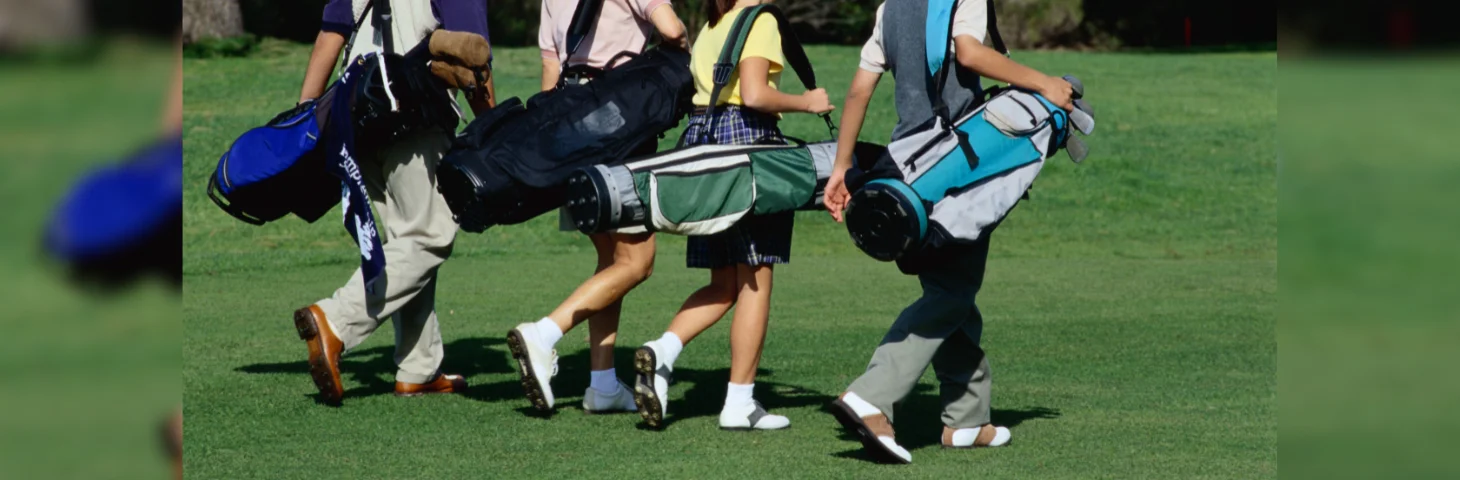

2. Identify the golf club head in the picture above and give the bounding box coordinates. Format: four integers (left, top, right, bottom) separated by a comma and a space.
1062, 75, 1084, 99
1065, 135, 1089, 164
1070, 99, 1095, 135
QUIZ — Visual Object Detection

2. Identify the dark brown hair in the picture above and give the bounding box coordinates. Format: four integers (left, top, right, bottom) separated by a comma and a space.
706, 0, 740, 27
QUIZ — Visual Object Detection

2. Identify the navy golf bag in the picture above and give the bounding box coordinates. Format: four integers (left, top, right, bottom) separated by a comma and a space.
435, 46, 695, 233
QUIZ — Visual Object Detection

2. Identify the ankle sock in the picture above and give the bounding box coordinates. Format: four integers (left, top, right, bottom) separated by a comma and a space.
725, 382, 754, 408
589, 369, 619, 395
532, 317, 563, 348
655, 332, 684, 366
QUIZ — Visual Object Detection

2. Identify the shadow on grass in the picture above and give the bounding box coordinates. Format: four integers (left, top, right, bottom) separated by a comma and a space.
236, 337, 513, 405
462, 345, 835, 424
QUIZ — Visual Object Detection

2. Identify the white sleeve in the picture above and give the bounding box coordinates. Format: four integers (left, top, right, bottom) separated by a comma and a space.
952, 0, 988, 44
858, 3, 888, 73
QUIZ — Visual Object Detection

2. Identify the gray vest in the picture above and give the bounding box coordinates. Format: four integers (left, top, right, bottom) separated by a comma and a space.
882, 0, 983, 142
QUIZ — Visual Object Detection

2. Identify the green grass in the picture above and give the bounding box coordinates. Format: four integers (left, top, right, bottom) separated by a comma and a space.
0, 42, 177, 479
184, 40, 1275, 478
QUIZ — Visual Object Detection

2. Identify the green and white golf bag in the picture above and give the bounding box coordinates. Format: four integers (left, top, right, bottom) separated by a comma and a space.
566, 142, 887, 235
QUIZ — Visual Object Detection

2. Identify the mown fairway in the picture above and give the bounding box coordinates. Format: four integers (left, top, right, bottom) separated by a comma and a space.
183, 42, 1275, 478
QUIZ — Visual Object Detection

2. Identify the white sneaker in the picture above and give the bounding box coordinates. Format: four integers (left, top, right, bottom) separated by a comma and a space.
506, 323, 558, 411
632, 342, 673, 428
583, 381, 637, 413
942, 425, 1012, 448
719, 401, 790, 430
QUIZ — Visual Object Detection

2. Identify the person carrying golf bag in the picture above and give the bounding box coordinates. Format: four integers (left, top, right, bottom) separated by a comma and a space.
627, 0, 836, 432
289, 0, 493, 405
821, 0, 1076, 463
505, 0, 688, 416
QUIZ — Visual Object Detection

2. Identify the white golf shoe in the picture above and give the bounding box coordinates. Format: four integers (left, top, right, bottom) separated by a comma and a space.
506, 323, 558, 411
719, 401, 790, 431
632, 342, 673, 428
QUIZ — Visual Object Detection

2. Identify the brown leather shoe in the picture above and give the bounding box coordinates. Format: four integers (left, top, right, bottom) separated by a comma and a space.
293, 305, 344, 404
395, 373, 468, 397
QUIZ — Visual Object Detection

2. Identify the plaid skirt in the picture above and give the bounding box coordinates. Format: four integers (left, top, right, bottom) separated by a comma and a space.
681, 106, 793, 269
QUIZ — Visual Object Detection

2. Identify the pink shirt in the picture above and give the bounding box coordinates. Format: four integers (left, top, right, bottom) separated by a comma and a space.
539, 0, 672, 70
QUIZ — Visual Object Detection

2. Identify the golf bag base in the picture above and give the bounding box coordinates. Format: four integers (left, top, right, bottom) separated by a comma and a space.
845, 179, 927, 262
564, 165, 628, 233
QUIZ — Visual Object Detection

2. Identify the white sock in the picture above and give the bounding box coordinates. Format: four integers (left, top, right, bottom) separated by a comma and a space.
532, 317, 563, 348
589, 369, 619, 395
841, 391, 884, 419
655, 332, 684, 366
725, 382, 755, 408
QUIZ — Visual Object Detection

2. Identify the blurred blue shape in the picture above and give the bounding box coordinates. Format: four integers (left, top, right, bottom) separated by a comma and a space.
43, 132, 181, 284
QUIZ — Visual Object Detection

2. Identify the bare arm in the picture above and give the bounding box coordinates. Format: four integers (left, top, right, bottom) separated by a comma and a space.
541, 57, 562, 92
824, 69, 881, 221
738, 57, 834, 115
300, 31, 347, 103
953, 35, 1072, 109
648, 4, 688, 50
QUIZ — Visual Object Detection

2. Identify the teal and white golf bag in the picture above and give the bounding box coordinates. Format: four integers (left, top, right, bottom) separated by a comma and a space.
844, 0, 1096, 262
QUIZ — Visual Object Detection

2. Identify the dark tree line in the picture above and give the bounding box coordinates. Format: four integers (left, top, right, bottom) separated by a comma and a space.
177, 0, 1276, 50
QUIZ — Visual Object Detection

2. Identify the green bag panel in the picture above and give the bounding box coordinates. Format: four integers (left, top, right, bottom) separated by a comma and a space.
647, 166, 755, 228
749, 148, 815, 215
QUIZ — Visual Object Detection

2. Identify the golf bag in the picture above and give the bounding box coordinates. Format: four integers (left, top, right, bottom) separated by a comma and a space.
436, 45, 695, 233
208, 27, 460, 226
207, 99, 340, 225
566, 141, 887, 235
843, 0, 1097, 262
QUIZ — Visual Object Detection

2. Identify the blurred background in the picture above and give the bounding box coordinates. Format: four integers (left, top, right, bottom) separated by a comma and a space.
1279, 2, 1460, 479
2, 0, 179, 479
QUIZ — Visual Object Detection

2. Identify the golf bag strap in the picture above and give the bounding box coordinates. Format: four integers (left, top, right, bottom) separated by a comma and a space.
930, 0, 1009, 124
702, 5, 832, 144
339, 0, 376, 72
986, 0, 1009, 57
373, 0, 395, 56
565, 0, 605, 61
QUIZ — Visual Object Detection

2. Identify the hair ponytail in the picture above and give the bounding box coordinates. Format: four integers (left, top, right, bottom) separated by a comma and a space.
706, 0, 740, 27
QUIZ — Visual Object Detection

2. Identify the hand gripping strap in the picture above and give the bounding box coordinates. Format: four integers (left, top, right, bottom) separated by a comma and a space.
701, 5, 832, 143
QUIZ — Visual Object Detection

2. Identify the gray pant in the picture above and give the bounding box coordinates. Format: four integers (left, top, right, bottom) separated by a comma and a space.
846, 235, 994, 429
316, 132, 457, 384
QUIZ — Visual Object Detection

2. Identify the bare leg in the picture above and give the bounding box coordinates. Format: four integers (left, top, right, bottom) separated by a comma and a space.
584, 234, 649, 370
666, 266, 739, 345
728, 264, 774, 385
547, 232, 656, 357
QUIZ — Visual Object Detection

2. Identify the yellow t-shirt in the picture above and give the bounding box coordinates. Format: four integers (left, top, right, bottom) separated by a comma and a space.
690, 8, 785, 108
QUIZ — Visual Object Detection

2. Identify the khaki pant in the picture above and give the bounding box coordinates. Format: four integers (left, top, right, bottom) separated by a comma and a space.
315, 132, 457, 384
845, 233, 995, 429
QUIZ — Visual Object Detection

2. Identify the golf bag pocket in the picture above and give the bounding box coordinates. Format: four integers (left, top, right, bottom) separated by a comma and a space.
648, 156, 756, 235
208, 100, 340, 225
